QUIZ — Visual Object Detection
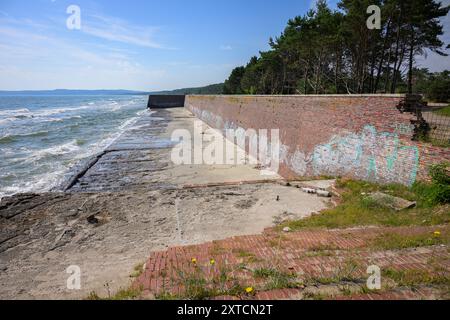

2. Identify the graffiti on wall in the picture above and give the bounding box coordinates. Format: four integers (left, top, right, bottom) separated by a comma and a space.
310, 125, 419, 186
187, 105, 420, 186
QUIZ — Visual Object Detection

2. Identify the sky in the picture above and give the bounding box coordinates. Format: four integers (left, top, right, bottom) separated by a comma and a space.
0, 0, 448, 91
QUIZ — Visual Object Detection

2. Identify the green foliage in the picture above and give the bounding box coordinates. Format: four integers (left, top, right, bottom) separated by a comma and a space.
223, 0, 449, 95
168, 264, 247, 300
223, 67, 245, 94
414, 69, 450, 102
434, 106, 450, 117
371, 232, 448, 250
154, 83, 224, 95
429, 162, 450, 185
412, 163, 450, 206
281, 177, 450, 230
412, 182, 449, 207
86, 287, 143, 300
384, 269, 450, 287
427, 77, 450, 102
130, 263, 145, 278
253, 267, 299, 290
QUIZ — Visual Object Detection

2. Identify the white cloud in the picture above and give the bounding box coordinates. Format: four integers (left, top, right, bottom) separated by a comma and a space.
0, 20, 232, 91
81, 14, 166, 49
0, 21, 169, 90
220, 45, 233, 51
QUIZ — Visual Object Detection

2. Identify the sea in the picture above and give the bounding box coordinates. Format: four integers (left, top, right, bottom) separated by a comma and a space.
0, 95, 149, 199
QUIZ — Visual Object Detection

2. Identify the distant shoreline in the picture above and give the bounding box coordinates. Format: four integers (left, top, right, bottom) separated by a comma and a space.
0, 90, 150, 96
0, 83, 225, 97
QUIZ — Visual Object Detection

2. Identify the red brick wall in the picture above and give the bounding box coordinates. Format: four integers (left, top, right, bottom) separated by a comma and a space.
185, 95, 450, 186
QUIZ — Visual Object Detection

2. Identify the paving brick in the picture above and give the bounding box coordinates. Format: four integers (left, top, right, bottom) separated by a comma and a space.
134, 225, 449, 300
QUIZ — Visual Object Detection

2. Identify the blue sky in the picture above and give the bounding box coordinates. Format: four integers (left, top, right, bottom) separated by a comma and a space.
0, 0, 448, 91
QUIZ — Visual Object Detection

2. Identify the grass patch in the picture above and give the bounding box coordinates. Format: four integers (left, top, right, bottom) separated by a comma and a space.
303, 292, 329, 300
161, 263, 250, 300
130, 263, 145, 278
302, 244, 340, 258
306, 259, 363, 286
253, 267, 299, 290
233, 249, 261, 263
434, 105, 450, 117
173, 273, 245, 300
384, 269, 450, 288
426, 139, 450, 148
180, 275, 218, 300
234, 249, 255, 258
370, 231, 449, 250
86, 286, 143, 300
281, 177, 450, 231
110, 287, 143, 300
155, 291, 179, 300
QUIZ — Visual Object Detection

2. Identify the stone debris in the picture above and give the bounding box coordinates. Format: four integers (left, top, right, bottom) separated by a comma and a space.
282, 227, 292, 233
301, 187, 332, 198
302, 188, 317, 194
87, 215, 100, 225
300, 179, 336, 190
368, 192, 417, 211
317, 190, 331, 198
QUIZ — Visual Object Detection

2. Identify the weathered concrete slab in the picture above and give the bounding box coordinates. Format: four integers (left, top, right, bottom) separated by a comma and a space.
67, 108, 283, 193
369, 192, 417, 211
147, 95, 185, 109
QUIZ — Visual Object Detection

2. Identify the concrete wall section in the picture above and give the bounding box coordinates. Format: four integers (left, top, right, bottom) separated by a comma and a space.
185, 95, 450, 186
148, 95, 186, 109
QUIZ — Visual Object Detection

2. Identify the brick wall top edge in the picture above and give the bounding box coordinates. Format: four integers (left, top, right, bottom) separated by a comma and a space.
187, 94, 419, 98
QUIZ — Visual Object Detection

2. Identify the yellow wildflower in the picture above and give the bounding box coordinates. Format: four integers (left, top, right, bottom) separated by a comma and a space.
210, 259, 216, 265
434, 231, 441, 237
245, 287, 254, 294
191, 258, 197, 264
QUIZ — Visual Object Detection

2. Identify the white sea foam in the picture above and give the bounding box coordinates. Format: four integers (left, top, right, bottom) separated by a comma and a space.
0, 168, 66, 200
76, 114, 141, 158
26, 139, 82, 163
0, 108, 31, 116
0, 97, 148, 200
0, 101, 131, 124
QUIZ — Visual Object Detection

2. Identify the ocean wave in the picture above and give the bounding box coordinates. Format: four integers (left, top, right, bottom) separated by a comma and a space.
72, 114, 141, 161
137, 109, 153, 116
0, 135, 15, 144
0, 108, 31, 116
0, 130, 49, 144
0, 100, 148, 199
0, 168, 66, 200
0, 103, 120, 122
26, 139, 82, 163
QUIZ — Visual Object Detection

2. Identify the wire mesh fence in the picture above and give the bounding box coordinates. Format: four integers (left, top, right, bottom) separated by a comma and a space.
418, 105, 450, 147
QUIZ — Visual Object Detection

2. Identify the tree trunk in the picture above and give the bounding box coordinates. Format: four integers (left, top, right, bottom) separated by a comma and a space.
408, 29, 415, 94
383, 44, 393, 93
390, 4, 403, 93
304, 64, 309, 94
391, 44, 406, 93
374, 18, 392, 93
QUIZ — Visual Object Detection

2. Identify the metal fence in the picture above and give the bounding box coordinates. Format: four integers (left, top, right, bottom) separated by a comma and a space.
418, 105, 450, 146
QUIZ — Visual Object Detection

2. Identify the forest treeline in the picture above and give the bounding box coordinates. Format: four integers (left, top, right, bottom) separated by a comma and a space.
223, 0, 449, 101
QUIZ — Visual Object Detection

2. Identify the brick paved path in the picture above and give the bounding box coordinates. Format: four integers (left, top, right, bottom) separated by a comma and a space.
133, 226, 449, 300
